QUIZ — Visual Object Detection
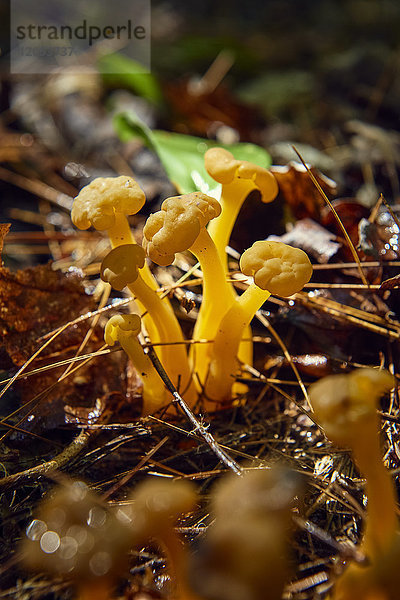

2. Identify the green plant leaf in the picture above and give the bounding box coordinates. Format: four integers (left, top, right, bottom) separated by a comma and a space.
113, 111, 272, 195
98, 53, 163, 106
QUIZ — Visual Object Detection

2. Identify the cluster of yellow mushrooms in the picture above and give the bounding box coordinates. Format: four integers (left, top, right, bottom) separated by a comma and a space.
71, 147, 313, 413
23, 147, 398, 599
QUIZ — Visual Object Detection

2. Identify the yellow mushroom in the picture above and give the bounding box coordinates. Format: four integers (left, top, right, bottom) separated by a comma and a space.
105, 314, 167, 415
205, 148, 279, 372
190, 467, 300, 600
101, 247, 195, 406
116, 478, 198, 600
205, 148, 279, 272
206, 241, 313, 403
143, 192, 231, 386
71, 176, 155, 289
309, 369, 396, 561
71, 176, 144, 247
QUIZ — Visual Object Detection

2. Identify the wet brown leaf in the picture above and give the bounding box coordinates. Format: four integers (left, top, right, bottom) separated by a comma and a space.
164, 78, 262, 139
379, 273, 400, 293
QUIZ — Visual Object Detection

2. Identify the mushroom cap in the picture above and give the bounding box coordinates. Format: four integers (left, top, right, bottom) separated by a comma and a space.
104, 314, 141, 346
116, 478, 197, 541
204, 147, 278, 204
309, 368, 394, 447
143, 192, 221, 266
211, 468, 302, 521
100, 244, 146, 291
23, 480, 131, 581
71, 176, 145, 231
240, 241, 312, 296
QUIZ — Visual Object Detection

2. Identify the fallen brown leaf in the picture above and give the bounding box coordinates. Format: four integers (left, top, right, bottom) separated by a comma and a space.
0, 223, 11, 262
271, 162, 337, 220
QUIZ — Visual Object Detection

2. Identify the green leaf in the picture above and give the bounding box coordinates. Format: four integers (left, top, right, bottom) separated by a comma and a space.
113, 111, 272, 195
98, 53, 163, 106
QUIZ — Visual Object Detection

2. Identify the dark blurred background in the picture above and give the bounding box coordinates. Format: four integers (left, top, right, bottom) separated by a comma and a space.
0, 0, 399, 267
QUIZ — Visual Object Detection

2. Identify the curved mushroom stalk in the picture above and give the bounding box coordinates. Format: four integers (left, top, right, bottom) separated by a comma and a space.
204, 148, 279, 376
309, 368, 397, 561
71, 175, 157, 290
105, 314, 167, 415
143, 192, 232, 389
204, 148, 279, 273
101, 245, 196, 403
309, 368, 400, 600
205, 241, 313, 404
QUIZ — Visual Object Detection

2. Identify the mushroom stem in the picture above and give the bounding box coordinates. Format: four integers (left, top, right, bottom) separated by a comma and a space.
159, 530, 199, 600
107, 212, 136, 247
206, 284, 270, 402
207, 179, 261, 379
127, 275, 196, 402
207, 178, 255, 272
353, 428, 398, 559
189, 228, 233, 385
116, 326, 167, 415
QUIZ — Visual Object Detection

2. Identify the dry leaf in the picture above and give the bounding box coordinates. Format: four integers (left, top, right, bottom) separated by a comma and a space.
0, 263, 126, 431
271, 162, 337, 220
0, 263, 92, 365
379, 273, 400, 293
0, 223, 11, 262
268, 218, 340, 263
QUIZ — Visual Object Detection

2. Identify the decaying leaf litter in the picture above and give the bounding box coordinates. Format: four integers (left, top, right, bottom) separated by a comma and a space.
1, 25, 400, 600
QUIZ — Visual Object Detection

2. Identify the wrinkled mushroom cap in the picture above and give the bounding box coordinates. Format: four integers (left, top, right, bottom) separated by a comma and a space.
116, 478, 197, 541
104, 314, 141, 346
240, 241, 312, 296
71, 176, 145, 231
143, 192, 221, 266
204, 148, 278, 203
23, 480, 131, 581
309, 368, 394, 447
100, 244, 146, 291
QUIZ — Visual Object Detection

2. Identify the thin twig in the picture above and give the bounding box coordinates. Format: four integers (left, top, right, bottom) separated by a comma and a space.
146, 346, 242, 476
0, 429, 91, 490
292, 146, 369, 286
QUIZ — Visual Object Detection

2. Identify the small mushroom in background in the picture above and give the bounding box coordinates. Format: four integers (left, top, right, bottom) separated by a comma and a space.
188, 467, 302, 600
204, 148, 278, 273
23, 480, 133, 600
309, 368, 399, 600
116, 477, 198, 600
205, 148, 279, 376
